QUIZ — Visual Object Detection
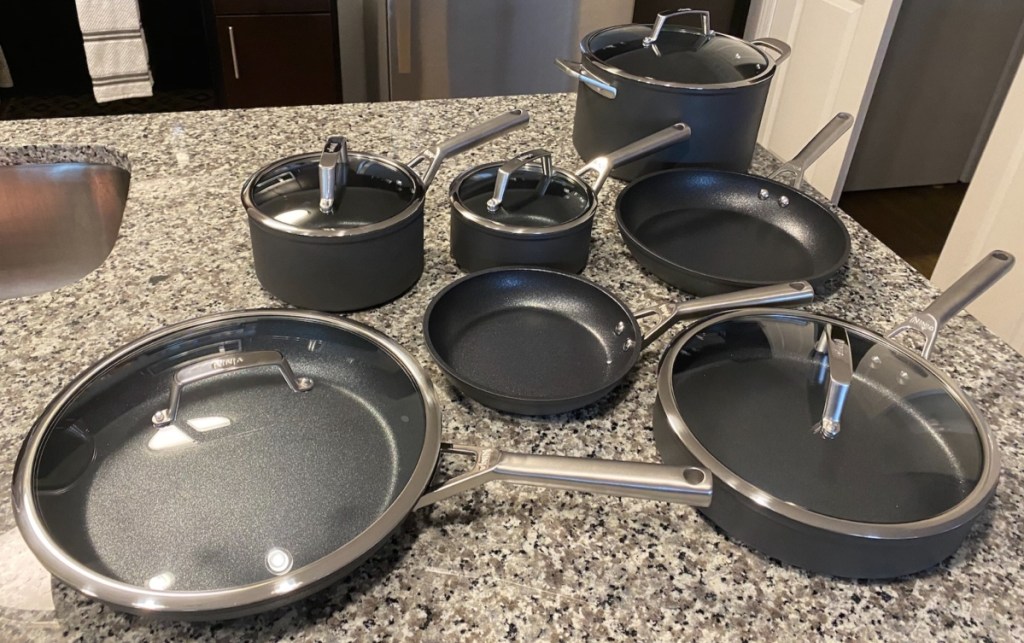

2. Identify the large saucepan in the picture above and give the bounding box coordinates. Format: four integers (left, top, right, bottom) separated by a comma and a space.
241, 109, 528, 311
557, 8, 791, 181
653, 251, 1014, 577
12, 310, 714, 620
424, 269, 813, 415
616, 113, 854, 295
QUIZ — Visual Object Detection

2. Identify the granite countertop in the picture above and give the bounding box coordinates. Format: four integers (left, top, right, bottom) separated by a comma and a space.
1, 93, 1023, 641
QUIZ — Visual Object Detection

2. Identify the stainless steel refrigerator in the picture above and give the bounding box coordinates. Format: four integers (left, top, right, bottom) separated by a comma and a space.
339, 0, 634, 102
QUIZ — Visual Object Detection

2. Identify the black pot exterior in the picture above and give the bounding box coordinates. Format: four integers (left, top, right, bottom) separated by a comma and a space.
248, 209, 424, 312
449, 206, 594, 274
652, 398, 982, 579
572, 75, 772, 181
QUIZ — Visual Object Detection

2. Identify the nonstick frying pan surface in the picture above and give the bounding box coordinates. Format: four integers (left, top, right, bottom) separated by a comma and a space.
616, 168, 850, 294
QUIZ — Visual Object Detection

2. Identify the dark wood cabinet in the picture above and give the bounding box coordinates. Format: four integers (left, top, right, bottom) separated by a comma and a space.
210, 0, 341, 108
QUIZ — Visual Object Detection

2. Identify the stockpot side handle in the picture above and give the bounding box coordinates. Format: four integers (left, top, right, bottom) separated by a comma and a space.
408, 109, 530, 189
151, 350, 313, 427
750, 37, 792, 65
413, 443, 713, 510
644, 8, 711, 46
575, 123, 692, 194
887, 250, 1014, 359
554, 59, 617, 99
768, 113, 854, 190
634, 281, 815, 349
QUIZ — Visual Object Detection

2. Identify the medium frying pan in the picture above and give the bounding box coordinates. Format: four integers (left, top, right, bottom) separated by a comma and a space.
13, 310, 714, 620
652, 250, 1014, 578
423, 268, 813, 415
616, 113, 855, 295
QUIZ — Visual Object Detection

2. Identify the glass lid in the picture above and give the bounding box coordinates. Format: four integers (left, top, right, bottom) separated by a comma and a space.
454, 150, 592, 229
245, 136, 421, 235
28, 313, 430, 594
668, 312, 988, 524
584, 22, 772, 87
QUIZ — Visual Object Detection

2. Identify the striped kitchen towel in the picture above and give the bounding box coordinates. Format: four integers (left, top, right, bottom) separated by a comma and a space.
74, 0, 154, 103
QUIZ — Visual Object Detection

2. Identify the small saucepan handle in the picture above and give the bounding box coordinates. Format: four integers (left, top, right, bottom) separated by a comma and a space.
887, 250, 1014, 359
575, 123, 692, 194
414, 443, 712, 510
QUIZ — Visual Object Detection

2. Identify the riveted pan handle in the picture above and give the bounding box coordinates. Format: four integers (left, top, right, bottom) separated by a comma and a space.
151, 350, 313, 427
575, 123, 692, 194
408, 109, 530, 189
414, 443, 712, 510
555, 59, 617, 99
768, 113, 854, 190
635, 281, 815, 348
887, 250, 1014, 359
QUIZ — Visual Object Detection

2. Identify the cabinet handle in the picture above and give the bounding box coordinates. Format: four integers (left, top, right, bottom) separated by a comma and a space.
228, 25, 240, 80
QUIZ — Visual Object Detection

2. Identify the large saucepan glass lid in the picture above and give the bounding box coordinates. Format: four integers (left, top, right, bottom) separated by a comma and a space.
454, 153, 592, 229
668, 312, 989, 524
584, 25, 772, 86
246, 151, 421, 234
25, 313, 430, 595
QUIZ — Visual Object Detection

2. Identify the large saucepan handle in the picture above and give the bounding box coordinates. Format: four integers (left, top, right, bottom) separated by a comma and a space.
414, 443, 712, 510
768, 113, 854, 190
635, 281, 815, 348
575, 123, 692, 194
887, 250, 1014, 359
408, 109, 530, 189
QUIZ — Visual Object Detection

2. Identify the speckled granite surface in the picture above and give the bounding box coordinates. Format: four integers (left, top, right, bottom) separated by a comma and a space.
1, 93, 1022, 641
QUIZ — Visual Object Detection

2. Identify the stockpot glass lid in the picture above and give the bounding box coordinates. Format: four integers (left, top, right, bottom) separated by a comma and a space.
584, 25, 772, 86
453, 150, 592, 229
245, 141, 422, 236
667, 312, 990, 525
22, 312, 432, 597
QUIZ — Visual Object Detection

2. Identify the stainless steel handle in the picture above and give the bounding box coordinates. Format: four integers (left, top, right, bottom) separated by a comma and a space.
555, 59, 617, 99
408, 109, 530, 189
228, 26, 240, 80
414, 443, 713, 510
887, 250, 1015, 359
768, 112, 854, 190
487, 149, 554, 211
151, 350, 313, 427
750, 37, 792, 65
575, 123, 691, 194
635, 281, 815, 348
318, 135, 347, 213
393, 0, 412, 74
644, 8, 711, 45
811, 324, 852, 439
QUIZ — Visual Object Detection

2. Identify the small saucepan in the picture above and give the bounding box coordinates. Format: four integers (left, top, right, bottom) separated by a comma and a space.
241, 109, 529, 311
447, 124, 691, 273
423, 268, 813, 415
653, 250, 1014, 577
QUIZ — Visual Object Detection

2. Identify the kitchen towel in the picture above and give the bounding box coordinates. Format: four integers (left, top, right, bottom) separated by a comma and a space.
74, 0, 154, 103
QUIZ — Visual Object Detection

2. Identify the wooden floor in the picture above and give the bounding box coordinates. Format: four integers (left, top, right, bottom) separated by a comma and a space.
838, 183, 968, 277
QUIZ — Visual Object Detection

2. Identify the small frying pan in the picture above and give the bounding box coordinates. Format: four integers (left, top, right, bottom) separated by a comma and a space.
653, 250, 1014, 577
423, 268, 813, 415
615, 113, 855, 295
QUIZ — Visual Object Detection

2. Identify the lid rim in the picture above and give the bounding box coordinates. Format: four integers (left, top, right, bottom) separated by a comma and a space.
581, 24, 780, 91
242, 151, 426, 239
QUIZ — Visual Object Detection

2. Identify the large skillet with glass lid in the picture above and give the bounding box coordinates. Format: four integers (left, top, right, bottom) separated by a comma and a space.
652, 251, 1014, 578
12, 310, 714, 620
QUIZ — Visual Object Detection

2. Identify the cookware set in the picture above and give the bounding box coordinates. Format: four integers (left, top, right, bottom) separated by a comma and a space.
10, 9, 1017, 621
